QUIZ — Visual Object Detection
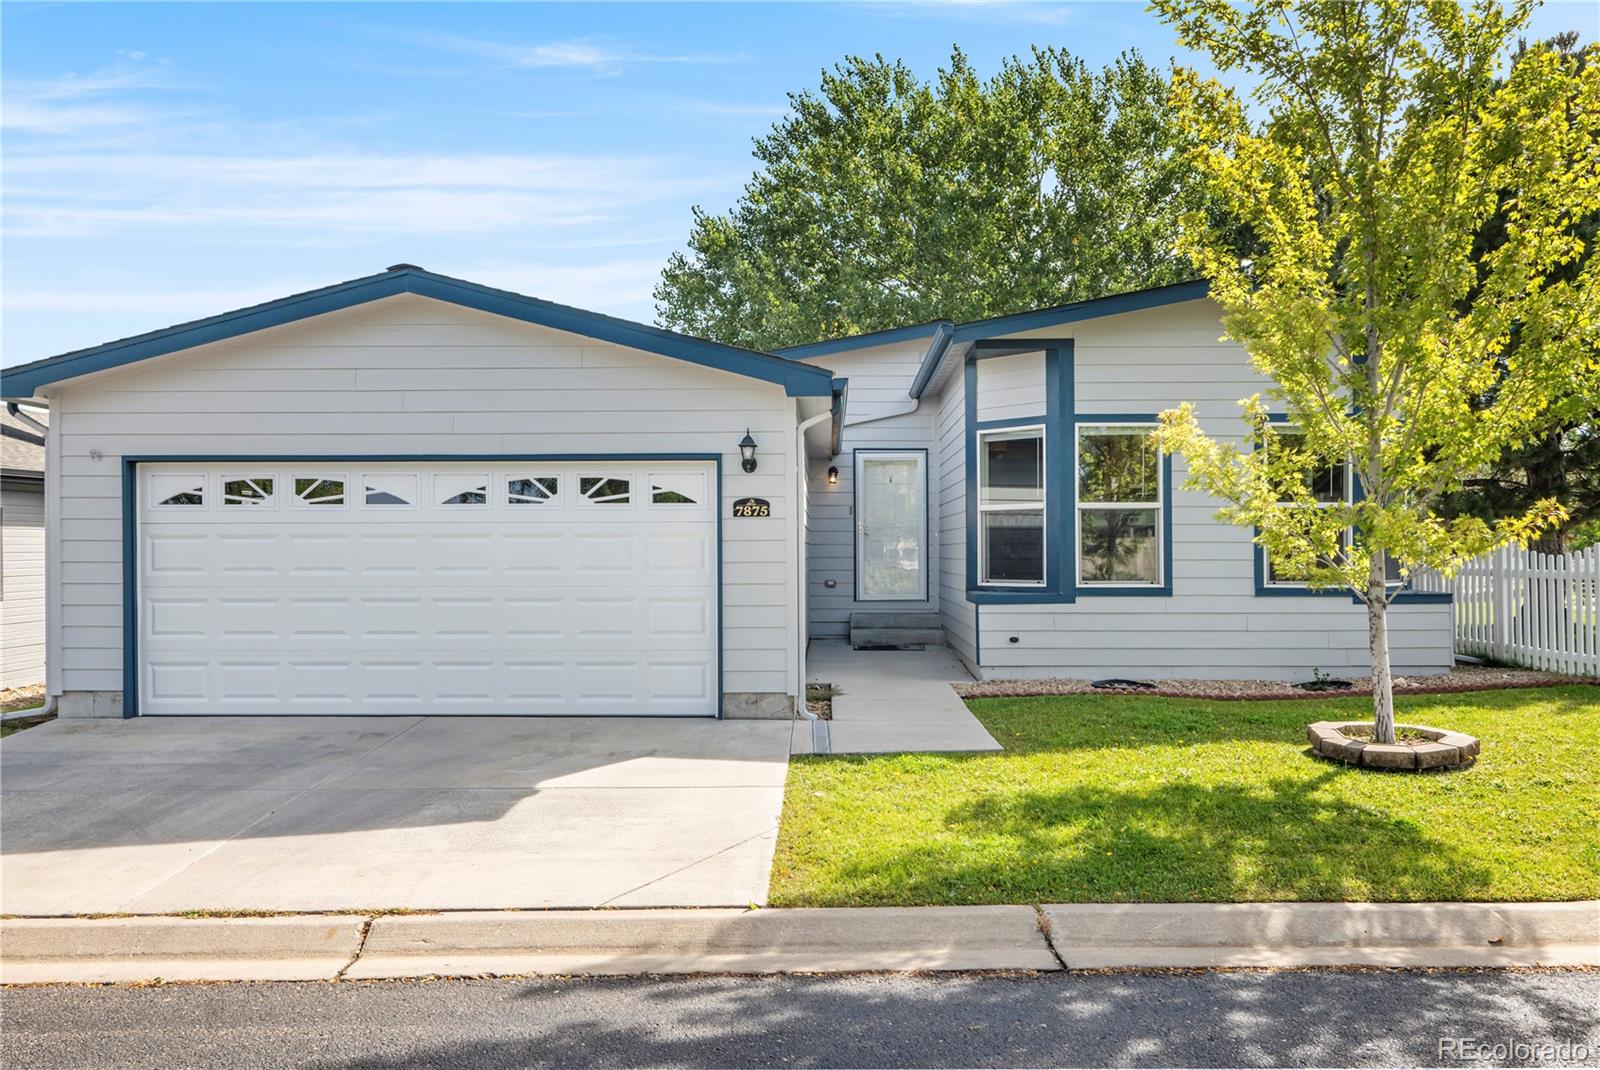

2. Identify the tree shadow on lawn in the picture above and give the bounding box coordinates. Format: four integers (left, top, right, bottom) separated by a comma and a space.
966, 685, 1599, 755
822, 769, 1495, 905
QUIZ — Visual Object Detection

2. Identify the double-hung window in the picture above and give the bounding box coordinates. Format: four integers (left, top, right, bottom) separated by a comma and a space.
977, 426, 1046, 585
1076, 424, 1163, 586
1263, 431, 1352, 586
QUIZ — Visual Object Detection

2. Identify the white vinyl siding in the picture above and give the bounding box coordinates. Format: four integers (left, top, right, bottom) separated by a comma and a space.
47, 294, 798, 702
935, 372, 977, 669
1, 481, 46, 688
964, 298, 1453, 679
800, 340, 938, 637
975, 352, 1047, 423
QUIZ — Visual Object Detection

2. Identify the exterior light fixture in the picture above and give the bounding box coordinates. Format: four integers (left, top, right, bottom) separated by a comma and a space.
739, 430, 758, 473
827, 466, 839, 485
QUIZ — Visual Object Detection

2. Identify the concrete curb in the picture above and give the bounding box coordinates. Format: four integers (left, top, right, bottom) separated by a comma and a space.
346, 906, 1057, 978
3, 901, 1594, 984
0, 915, 367, 984
1041, 901, 1600, 969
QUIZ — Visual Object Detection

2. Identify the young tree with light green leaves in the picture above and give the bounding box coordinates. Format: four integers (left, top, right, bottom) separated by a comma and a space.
1149, 0, 1599, 742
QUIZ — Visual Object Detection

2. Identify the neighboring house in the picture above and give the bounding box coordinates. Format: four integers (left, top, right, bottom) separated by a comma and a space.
1, 405, 47, 689
1, 266, 1450, 720
780, 278, 1451, 681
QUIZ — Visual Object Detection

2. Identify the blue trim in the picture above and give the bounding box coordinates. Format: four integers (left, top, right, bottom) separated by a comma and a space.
906, 323, 956, 399
1069, 415, 1174, 597
850, 447, 932, 604
120, 453, 726, 719
829, 378, 849, 457
7, 267, 836, 399
949, 280, 1209, 343
774, 320, 950, 361
964, 341, 1075, 609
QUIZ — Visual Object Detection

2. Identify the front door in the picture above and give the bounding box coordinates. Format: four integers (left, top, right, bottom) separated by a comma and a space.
855, 451, 928, 601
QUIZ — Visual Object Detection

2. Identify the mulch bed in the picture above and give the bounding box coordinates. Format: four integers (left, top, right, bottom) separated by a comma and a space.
0, 684, 46, 715
955, 665, 1595, 702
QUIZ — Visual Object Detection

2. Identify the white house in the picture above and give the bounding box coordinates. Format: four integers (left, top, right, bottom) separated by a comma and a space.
0, 266, 1452, 719
1, 405, 47, 689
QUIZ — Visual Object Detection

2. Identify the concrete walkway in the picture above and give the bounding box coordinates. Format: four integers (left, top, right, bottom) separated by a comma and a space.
803, 641, 1000, 755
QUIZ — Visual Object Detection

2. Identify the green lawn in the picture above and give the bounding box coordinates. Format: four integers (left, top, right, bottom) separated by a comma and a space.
770, 686, 1600, 906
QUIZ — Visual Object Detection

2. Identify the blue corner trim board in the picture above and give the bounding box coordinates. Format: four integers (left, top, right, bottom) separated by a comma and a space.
964, 340, 1075, 607
774, 320, 951, 361
119, 453, 726, 719
5, 266, 837, 399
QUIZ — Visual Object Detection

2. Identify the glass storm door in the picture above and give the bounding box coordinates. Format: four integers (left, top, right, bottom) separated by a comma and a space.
855, 451, 928, 601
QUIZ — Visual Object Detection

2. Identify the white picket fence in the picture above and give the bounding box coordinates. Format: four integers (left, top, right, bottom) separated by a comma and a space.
1410, 545, 1600, 676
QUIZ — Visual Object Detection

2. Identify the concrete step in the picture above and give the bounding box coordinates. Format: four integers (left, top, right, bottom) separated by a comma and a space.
849, 611, 943, 630
850, 627, 945, 650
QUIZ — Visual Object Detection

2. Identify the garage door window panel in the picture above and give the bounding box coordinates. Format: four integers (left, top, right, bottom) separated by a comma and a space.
507, 476, 559, 505
294, 477, 346, 507
435, 473, 490, 507
581, 476, 631, 505
222, 477, 275, 508
152, 474, 206, 508
364, 474, 417, 507
650, 472, 704, 506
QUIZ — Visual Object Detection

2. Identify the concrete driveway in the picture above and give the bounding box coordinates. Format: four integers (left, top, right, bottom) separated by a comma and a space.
0, 716, 792, 915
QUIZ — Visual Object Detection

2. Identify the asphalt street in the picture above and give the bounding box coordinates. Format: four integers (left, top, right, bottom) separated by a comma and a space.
3, 969, 1596, 1069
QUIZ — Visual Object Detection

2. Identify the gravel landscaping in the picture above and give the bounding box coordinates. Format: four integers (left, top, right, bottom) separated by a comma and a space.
955, 664, 1592, 702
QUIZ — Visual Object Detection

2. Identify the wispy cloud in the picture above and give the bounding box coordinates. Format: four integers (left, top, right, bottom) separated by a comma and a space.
3, 57, 182, 134
3, 151, 721, 238
401, 32, 743, 74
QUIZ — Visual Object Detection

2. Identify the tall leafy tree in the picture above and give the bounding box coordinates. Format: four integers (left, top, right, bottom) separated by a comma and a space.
1149, 0, 1600, 742
656, 48, 1207, 349
1441, 33, 1600, 554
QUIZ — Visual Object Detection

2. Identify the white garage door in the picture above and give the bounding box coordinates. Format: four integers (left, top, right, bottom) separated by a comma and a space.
137, 461, 718, 716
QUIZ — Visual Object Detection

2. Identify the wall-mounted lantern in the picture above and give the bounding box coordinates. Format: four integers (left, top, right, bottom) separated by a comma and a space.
827, 466, 839, 486
739, 430, 758, 473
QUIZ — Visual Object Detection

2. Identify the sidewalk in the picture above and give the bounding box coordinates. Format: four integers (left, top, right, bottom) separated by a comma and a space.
802, 641, 1001, 755
5, 901, 1595, 984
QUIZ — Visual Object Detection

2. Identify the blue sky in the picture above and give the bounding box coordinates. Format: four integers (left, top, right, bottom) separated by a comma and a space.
3, 1, 1594, 364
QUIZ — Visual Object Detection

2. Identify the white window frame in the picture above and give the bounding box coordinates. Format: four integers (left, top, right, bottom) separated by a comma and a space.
1074, 423, 1165, 588
150, 472, 208, 510
289, 474, 350, 510
977, 424, 1047, 588
1262, 428, 1354, 588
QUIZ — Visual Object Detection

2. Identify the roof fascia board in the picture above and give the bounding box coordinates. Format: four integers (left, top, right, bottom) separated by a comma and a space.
949, 280, 1210, 343
4, 268, 835, 399
907, 322, 957, 399
775, 321, 948, 361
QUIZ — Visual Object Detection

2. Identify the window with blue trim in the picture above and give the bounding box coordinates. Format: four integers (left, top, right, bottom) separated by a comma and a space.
1076, 424, 1164, 586
977, 426, 1046, 585
1262, 430, 1352, 586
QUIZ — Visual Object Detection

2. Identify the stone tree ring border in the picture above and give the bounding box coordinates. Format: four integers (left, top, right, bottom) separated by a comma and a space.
1307, 721, 1481, 771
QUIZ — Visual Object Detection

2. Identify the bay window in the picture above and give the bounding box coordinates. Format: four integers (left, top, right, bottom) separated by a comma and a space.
978, 426, 1045, 585
1076, 424, 1164, 586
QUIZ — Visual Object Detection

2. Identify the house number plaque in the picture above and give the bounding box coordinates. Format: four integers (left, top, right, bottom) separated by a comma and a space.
732, 497, 772, 518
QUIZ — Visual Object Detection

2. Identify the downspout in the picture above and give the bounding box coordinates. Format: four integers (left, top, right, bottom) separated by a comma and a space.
5, 401, 48, 437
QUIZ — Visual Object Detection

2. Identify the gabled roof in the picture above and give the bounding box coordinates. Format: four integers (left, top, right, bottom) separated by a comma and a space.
1, 265, 837, 399
773, 320, 950, 361
946, 279, 1209, 343
911, 279, 1211, 397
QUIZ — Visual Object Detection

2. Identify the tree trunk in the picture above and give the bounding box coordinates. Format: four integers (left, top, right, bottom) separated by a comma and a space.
1366, 566, 1395, 744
